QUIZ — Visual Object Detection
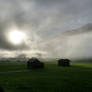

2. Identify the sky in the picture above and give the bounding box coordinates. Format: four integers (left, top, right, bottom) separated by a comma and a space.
0, 0, 92, 59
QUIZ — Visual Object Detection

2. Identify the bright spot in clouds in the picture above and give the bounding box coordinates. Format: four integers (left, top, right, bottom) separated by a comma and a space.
8, 29, 26, 45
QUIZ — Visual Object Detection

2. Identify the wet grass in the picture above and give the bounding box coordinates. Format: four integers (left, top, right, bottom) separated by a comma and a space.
0, 62, 92, 92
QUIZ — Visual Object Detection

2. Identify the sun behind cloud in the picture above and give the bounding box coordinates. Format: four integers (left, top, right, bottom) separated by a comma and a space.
8, 28, 26, 45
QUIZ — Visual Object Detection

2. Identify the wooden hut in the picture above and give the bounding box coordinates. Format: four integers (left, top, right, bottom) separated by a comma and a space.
27, 58, 44, 69
58, 59, 70, 67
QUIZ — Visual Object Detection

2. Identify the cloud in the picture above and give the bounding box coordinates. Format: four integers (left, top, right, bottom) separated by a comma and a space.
0, 0, 92, 58
38, 24, 92, 59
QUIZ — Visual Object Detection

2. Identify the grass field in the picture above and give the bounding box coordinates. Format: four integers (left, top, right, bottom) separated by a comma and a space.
0, 62, 92, 92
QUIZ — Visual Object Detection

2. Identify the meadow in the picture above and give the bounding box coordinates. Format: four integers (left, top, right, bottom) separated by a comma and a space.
0, 61, 92, 92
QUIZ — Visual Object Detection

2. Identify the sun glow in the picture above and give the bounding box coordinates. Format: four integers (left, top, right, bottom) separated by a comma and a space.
9, 30, 26, 45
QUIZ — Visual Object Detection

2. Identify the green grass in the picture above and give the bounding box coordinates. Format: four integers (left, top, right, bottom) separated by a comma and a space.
0, 62, 92, 92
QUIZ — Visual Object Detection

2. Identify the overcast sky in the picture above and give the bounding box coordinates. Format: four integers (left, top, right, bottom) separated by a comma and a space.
0, 0, 92, 59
